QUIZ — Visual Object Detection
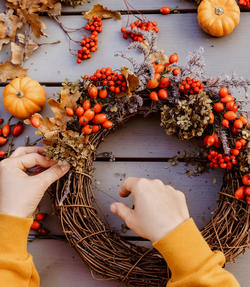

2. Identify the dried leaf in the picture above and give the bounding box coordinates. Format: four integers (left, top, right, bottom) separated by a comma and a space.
47, 2, 62, 16
24, 113, 58, 144
150, 49, 169, 64
10, 37, 39, 64
16, 8, 47, 39
21, 0, 48, 13
48, 88, 81, 129
0, 60, 28, 82
0, 37, 14, 50
83, 4, 121, 22
0, 9, 23, 38
116, 66, 139, 99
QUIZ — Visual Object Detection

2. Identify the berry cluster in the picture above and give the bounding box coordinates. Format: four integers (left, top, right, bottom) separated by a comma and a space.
30, 211, 49, 236
121, 20, 159, 42
77, 15, 102, 63
239, 0, 250, 7
85, 67, 127, 94
213, 87, 249, 133
208, 150, 237, 170
203, 132, 221, 148
179, 77, 204, 95
65, 98, 113, 136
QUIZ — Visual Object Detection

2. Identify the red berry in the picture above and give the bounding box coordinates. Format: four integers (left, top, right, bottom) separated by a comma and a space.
36, 213, 47, 221
31, 221, 41, 230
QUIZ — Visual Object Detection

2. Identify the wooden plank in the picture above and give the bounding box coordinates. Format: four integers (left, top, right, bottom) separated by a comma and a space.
35, 161, 222, 235
27, 239, 152, 287
27, 237, 250, 287
1, 14, 250, 83
0, 1, 198, 14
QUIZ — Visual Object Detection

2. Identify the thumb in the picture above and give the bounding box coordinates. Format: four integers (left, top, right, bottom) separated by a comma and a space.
34, 163, 70, 190
110, 202, 134, 226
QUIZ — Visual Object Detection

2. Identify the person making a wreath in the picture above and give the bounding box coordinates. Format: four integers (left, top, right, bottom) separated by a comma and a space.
0, 146, 240, 287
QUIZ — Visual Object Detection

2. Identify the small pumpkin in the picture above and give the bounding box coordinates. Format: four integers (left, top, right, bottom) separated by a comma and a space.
3, 77, 46, 119
197, 0, 240, 37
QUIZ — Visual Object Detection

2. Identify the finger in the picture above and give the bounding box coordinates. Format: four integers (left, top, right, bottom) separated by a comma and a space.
11, 153, 56, 171
110, 202, 134, 226
119, 177, 139, 197
33, 163, 70, 190
11, 146, 45, 158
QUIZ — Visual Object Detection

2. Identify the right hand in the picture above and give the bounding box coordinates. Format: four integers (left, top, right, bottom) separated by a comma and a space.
110, 177, 190, 242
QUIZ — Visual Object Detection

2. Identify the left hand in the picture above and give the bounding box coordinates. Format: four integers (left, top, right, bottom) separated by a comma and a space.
0, 146, 70, 218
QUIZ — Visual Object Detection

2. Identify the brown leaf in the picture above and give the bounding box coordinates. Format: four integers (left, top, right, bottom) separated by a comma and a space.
0, 9, 23, 38
21, 0, 48, 13
150, 50, 169, 64
48, 88, 81, 129
40, 0, 62, 16
16, 8, 47, 39
83, 4, 121, 22
0, 37, 14, 50
0, 60, 28, 82
116, 66, 139, 99
10, 36, 39, 64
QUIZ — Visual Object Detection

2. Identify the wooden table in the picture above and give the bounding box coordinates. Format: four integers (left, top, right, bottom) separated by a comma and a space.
0, 0, 250, 286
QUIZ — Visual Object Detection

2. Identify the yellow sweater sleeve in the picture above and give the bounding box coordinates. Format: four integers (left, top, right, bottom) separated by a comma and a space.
153, 218, 240, 287
0, 212, 40, 287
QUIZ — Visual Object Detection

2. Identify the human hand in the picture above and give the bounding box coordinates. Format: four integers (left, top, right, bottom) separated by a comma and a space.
0, 146, 70, 218
110, 177, 190, 242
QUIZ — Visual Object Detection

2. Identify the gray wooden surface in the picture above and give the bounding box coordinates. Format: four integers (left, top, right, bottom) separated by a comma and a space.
0, 0, 250, 286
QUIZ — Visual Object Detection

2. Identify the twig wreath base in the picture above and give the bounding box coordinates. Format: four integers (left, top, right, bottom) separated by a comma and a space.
48, 114, 250, 286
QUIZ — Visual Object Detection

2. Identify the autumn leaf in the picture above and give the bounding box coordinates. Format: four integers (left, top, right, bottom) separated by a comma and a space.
21, 0, 48, 13
10, 35, 39, 64
150, 49, 169, 64
0, 37, 14, 51
48, 88, 81, 129
83, 4, 121, 22
39, 0, 62, 16
116, 66, 139, 99
16, 8, 47, 39
0, 60, 28, 82
24, 113, 59, 145
0, 9, 23, 39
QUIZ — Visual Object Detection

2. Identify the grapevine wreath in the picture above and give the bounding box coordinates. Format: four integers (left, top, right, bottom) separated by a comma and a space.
20, 13, 250, 287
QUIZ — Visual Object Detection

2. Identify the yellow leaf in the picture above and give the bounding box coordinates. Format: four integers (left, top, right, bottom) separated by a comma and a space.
116, 66, 139, 100
83, 4, 121, 22
0, 60, 28, 83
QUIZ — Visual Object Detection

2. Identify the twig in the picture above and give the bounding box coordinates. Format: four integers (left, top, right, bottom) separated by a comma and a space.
7, 136, 14, 157
58, 171, 72, 206
21, 24, 30, 68
38, 40, 61, 47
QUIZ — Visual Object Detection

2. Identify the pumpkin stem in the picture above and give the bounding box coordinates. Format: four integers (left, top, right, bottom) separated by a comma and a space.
215, 7, 224, 16
15, 91, 24, 98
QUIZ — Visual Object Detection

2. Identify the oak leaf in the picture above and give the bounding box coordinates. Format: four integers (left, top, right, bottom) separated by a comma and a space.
116, 66, 139, 99
21, 0, 48, 13
10, 35, 39, 64
24, 113, 59, 145
0, 37, 14, 50
47, 88, 81, 129
0, 9, 23, 39
83, 4, 121, 22
40, 0, 62, 16
0, 60, 28, 82
16, 8, 47, 39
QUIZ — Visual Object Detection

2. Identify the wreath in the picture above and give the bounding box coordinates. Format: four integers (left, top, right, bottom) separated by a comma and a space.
19, 15, 250, 286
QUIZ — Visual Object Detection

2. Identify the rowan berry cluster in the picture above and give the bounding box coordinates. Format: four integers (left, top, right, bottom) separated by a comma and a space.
239, 0, 250, 7
208, 150, 237, 170
179, 77, 204, 95
77, 15, 102, 63
213, 87, 248, 133
84, 67, 127, 94
65, 97, 113, 136
235, 173, 250, 201
30, 212, 49, 236
121, 20, 159, 42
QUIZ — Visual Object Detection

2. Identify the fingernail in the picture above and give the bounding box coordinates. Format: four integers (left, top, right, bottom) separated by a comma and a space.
61, 163, 70, 172
110, 204, 117, 214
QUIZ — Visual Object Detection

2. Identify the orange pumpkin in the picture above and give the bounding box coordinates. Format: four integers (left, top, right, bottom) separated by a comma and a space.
197, 0, 240, 37
3, 77, 46, 119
